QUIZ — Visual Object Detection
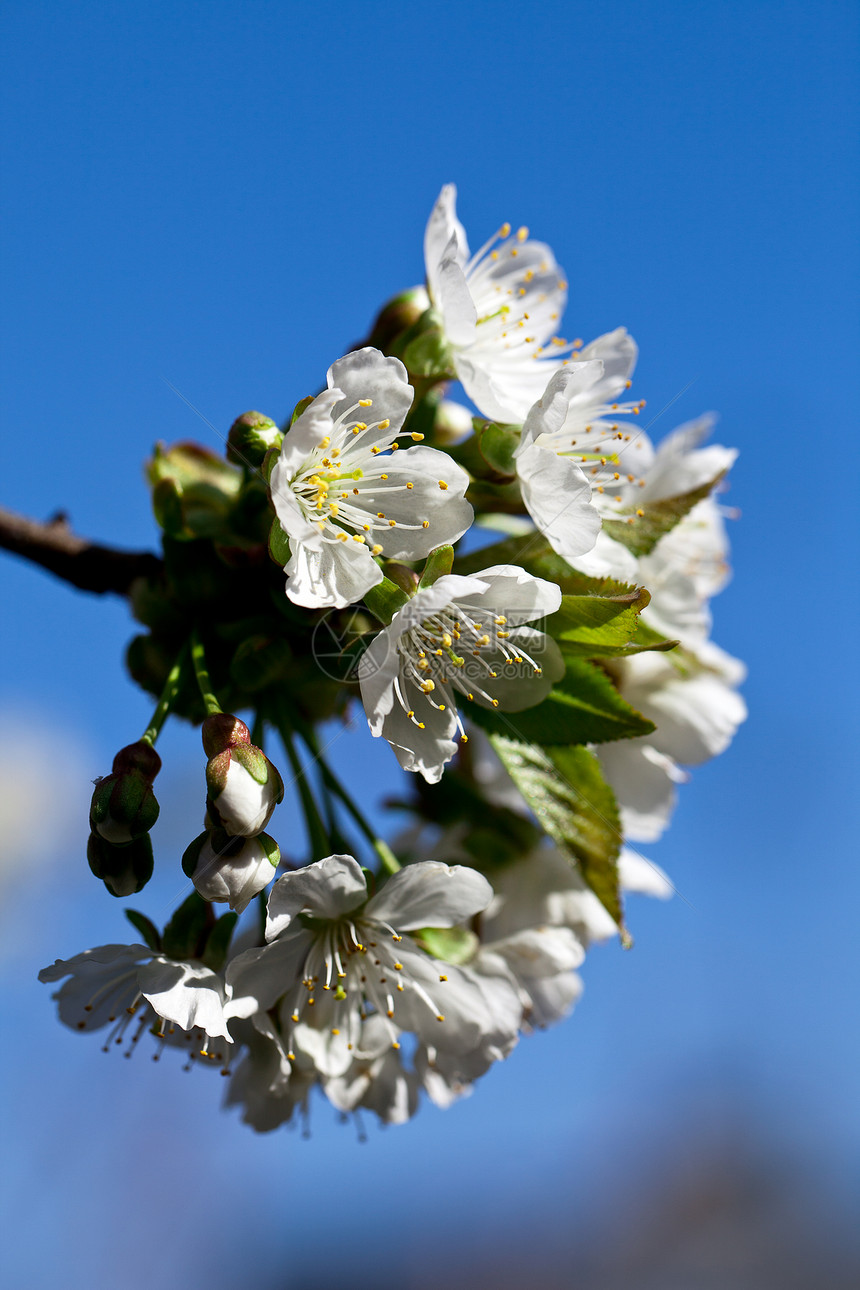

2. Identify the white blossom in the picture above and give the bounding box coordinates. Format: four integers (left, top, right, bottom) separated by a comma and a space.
39, 943, 242, 1060
514, 330, 653, 563
269, 346, 473, 609
359, 566, 564, 783
226, 854, 522, 1085
424, 184, 604, 422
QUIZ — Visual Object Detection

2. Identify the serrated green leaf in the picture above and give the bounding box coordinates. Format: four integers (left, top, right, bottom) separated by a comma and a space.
602, 470, 729, 557
125, 909, 162, 952
478, 422, 520, 477
466, 655, 655, 745
544, 589, 649, 653
201, 912, 239, 972
162, 892, 210, 961
489, 737, 623, 924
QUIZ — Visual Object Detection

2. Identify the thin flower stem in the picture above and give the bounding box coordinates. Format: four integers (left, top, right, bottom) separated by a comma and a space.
278, 726, 331, 861
189, 630, 222, 716
298, 728, 400, 875
141, 645, 187, 746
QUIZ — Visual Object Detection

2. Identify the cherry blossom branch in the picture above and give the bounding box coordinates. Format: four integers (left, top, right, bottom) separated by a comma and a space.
0, 504, 162, 595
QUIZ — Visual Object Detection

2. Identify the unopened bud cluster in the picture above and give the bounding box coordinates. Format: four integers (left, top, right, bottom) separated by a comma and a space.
88, 741, 161, 896
182, 714, 284, 913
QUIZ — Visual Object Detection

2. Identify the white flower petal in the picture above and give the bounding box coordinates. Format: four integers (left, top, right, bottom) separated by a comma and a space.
266, 854, 368, 939
424, 184, 469, 296
225, 931, 312, 1012
326, 347, 414, 433
365, 861, 493, 930
456, 564, 562, 622
368, 446, 474, 558
137, 958, 232, 1041
283, 530, 382, 609
515, 439, 602, 561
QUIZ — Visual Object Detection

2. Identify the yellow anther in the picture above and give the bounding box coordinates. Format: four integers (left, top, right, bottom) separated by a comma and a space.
460, 733, 468, 743
491, 698, 499, 707
352, 534, 365, 543
352, 422, 367, 433
411, 432, 424, 441
359, 398, 372, 407
377, 512, 385, 519
388, 519, 396, 527
439, 974, 448, 982
558, 279, 568, 290
331, 1028, 340, 1035
406, 481, 413, 489
438, 480, 448, 491
422, 519, 430, 529
516, 225, 528, 241
371, 445, 380, 454
371, 544, 383, 556
421, 679, 435, 693
380, 473, 388, 480
636, 508, 645, 517
442, 632, 452, 647
378, 418, 390, 430
490, 250, 499, 260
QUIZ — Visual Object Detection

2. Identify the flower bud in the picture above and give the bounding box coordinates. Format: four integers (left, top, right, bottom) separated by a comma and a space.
201, 714, 284, 837
182, 829, 280, 914
87, 831, 154, 898
227, 411, 282, 469
89, 740, 161, 845
367, 286, 431, 352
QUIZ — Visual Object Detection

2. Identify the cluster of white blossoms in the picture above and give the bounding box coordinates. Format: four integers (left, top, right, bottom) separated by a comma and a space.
39, 184, 745, 1132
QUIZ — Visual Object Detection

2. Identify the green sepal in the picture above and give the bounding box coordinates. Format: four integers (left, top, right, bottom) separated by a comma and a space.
363, 576, 410, 625
602, 469, 729, 557
466, 655, 656, 746
290, 395, 315, 427
201, 912, 239, 972
181, 830, 209, 879
268, 517, 291, 566
148, 442, 243, 541
162, 891, 211, 961
490, 737, 623, 925
227, 741, 270, 787
477, 422, 520, 477
418, 545, 454, 589
416, 925, 479, 965
257, 831, 281, 866
125, 909, 162, 952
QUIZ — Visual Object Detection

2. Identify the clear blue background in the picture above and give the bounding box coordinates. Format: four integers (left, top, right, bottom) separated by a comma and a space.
1, 2, 858, 1287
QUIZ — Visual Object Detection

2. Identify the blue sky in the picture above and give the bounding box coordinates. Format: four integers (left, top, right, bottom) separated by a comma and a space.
1, 3, 858, 1287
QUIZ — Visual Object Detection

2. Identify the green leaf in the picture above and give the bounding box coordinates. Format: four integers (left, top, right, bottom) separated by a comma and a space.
268, 517, 291, 566
418, 545, 454, 588
125, 909, 162, 952
602, 470, 729, 557
416, 925, 479, 965
466, 655, 655, 746
545, 589, 649, 652
201, 912, 239, 972
477, 422, 520, 477
162, 892, 210, 961
454, 532, 641, 598
489, 737, 623, 924
363, 576, 410, 624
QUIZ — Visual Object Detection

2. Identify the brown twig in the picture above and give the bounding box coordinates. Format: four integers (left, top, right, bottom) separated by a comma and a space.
0, 505, 162, 595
